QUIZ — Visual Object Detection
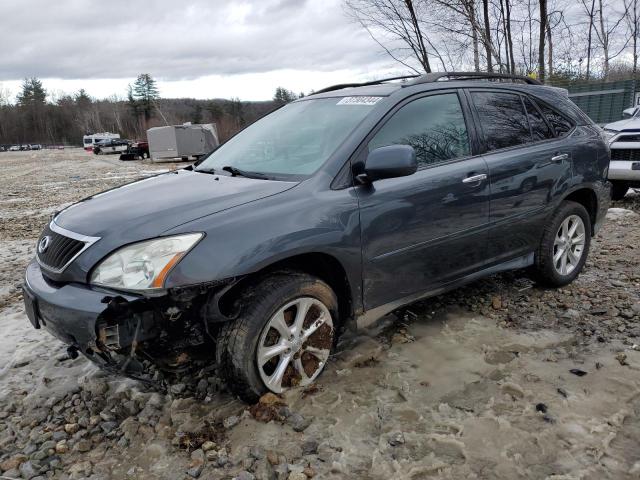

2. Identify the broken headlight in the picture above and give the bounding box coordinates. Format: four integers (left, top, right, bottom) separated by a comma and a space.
90, 233, 203, 290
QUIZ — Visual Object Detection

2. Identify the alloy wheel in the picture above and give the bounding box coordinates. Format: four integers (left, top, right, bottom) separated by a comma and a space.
256, 296, 334, 393
553, 214, 586, 276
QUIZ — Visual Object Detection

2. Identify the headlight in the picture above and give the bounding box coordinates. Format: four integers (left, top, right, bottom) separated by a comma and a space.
90, 233, 203, 290
602, 129, 618, 143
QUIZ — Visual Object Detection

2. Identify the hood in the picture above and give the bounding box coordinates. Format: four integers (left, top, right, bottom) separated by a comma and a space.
55, 169, 297, 239
604, 117, 640, 132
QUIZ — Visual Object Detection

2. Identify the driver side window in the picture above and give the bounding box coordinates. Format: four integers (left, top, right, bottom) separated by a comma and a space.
368, 93, 470, 168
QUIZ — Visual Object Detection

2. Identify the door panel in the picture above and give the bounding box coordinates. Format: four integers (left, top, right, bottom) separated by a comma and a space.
483, 143, 571, 260
355, 91, 490, 310
359, 159, 490, 309
469, 90, 573, 261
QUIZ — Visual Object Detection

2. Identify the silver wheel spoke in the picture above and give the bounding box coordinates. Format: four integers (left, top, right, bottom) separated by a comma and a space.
560, 252, 568, 275
553, 247, 565, 263
568, 220, 579, 238
265, 354, 291, 391
269, 311, 291, 339
294, 358, 310, 384
572, 233, 585, 245
257, 342, 288, 366
568, 247, 582, 263
301, 311, 327, 340
293, 298, 313, 336
304, 345, 330, 360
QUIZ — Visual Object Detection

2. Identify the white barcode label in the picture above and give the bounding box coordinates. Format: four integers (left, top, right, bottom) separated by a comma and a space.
337, 96, 382, 106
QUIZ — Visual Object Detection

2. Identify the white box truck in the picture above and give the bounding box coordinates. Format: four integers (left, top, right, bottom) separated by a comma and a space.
147, 123, 219, 162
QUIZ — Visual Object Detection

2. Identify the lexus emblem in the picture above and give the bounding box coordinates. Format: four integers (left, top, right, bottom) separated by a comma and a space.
38, 235, 51, 254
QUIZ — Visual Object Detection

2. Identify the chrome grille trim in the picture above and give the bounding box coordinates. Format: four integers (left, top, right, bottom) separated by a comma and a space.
36, 221, 100, 274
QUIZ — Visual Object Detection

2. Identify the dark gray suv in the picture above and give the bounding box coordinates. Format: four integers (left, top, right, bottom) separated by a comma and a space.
23, 72, 611, 401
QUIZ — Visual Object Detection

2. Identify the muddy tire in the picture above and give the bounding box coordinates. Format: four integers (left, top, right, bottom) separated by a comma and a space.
532, 201, 591, 287
216, 272, 338, 403
611, 181, 629, 201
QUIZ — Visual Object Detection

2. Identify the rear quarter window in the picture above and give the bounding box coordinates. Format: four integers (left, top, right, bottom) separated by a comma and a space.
536, 101, 574, 136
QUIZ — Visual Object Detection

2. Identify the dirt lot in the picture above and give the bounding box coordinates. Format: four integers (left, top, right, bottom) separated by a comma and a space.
1, 149, 640, 480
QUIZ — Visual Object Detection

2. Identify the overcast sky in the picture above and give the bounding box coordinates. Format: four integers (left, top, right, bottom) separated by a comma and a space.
0, 0, 398, 101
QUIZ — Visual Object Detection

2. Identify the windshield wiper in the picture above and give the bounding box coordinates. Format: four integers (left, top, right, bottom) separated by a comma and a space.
221, 166, 269, 179
195, 167, 217, 175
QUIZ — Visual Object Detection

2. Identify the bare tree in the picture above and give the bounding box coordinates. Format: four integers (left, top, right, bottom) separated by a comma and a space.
483, 0, 494, 71
593, 0, 630, 78
625, 0, 640, 75
344, 0, 434, 73
538, 0, 548, 82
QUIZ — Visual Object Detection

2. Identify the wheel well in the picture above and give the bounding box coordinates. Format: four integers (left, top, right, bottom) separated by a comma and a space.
564, 188, 597, 235
219, 253, 353, 324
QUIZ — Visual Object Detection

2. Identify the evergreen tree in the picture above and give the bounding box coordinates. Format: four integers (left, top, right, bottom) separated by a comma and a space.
273, 87, 297, 105
17, 78, 46, 106
129, 74, 160, 122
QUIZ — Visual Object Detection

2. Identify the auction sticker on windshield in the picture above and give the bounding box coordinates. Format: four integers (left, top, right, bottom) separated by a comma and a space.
337, 96, 382, 106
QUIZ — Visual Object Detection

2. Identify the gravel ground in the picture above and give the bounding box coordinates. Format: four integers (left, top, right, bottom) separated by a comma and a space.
1, 149, 640, 480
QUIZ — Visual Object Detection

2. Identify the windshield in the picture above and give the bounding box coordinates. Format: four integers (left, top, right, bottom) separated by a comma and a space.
195, 97, 379, 179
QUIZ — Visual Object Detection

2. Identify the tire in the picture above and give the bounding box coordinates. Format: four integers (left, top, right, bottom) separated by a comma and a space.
611, 181, 629, 201
532, 201, 591, 287
216, 272, 339, 402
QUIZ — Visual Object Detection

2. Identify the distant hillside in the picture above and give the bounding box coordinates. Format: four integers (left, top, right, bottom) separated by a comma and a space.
0, 97, 279, 146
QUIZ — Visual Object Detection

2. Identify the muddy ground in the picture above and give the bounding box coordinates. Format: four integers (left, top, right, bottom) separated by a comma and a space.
1, 149, 639, 480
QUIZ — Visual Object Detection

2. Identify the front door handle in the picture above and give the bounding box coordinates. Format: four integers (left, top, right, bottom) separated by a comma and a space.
462, 173, 487, 184
551, 153, 569, 163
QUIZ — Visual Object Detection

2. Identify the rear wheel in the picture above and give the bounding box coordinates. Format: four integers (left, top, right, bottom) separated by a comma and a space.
611, 181, 629, 201
532, 201, 591, 287
216, 273, 338, 402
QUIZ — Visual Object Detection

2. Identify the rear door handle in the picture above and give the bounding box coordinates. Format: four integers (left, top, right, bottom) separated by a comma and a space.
462, 173, 487, 184
551, 153, 569, 163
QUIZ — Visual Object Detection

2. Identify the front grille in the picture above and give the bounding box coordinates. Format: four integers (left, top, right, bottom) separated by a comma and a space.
611, 149, 640, 162
613, 134, 640, 143
36, 224, 86, 272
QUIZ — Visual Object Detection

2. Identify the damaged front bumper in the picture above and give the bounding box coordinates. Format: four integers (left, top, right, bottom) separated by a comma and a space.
22, 260, 234, 382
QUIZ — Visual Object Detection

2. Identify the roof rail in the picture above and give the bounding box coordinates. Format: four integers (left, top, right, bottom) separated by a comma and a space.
405, 71, 541, 86
313, 75, 420, 95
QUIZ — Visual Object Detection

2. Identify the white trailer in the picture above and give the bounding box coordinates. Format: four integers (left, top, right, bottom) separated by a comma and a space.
82, 132, 120, 151
147, 123, 219, 162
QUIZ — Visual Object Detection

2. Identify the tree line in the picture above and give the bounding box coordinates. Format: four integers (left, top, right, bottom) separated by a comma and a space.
0, 75, 300, 145
345, 0, 640, 83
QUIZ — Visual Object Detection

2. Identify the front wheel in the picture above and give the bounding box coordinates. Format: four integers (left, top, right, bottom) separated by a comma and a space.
216, 273, 338, 402
532, 201, 591, 287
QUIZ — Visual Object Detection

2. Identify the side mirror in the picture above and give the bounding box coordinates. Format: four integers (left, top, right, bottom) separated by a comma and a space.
360, 145, 417, 183
622, 107, 637, 119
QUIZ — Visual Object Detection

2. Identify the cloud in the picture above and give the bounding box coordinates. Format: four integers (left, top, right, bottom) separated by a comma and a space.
0, 0, 386, 82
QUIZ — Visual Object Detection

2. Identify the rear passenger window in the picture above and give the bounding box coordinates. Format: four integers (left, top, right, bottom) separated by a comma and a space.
471, 92, 531, 151
369, 93, 470, 168
524, 97, 553, 140
537, 102, 574, 136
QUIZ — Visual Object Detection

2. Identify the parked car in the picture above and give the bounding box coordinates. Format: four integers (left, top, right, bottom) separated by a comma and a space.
602, 107, 640, 199
119, 141, 150, 161
29, 144, 42, 150
9, 145, 20, 151
23, 72, 611, 402
93, 138, 130, 155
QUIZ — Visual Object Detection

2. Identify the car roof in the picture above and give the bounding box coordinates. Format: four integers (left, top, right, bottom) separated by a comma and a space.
302, 75, 589, 125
